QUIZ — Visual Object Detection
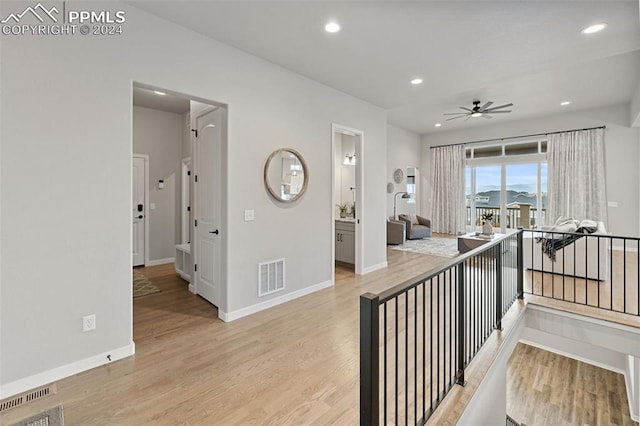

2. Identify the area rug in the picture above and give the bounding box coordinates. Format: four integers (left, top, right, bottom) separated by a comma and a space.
10, 405, 64, 426
133, 269, 161, 298
390, 237, 459, 258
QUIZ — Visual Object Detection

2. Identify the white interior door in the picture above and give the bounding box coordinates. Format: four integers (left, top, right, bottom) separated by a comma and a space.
194, 107, 222, 306
132, 156, 146, 266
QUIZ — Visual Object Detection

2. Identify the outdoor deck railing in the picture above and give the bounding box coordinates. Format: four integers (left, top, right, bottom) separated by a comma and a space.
360, 231, 522, 425
466, 206, 547, 229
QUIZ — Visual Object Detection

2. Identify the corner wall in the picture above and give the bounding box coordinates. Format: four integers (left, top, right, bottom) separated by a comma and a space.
387, 124, 421, 218
133, 106, 184, 262
0, 3, 387, 396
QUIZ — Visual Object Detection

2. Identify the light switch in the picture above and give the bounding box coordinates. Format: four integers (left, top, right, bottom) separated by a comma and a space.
244, 210, 255, 221
150, 203, 156, 210
607, 201, 618, 208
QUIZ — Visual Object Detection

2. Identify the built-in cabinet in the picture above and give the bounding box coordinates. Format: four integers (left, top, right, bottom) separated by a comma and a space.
335, 220, 355, 265
175, 243, 191, 282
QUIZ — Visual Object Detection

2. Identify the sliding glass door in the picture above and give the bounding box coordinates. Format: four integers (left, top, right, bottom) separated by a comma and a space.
466, 140, 547, 233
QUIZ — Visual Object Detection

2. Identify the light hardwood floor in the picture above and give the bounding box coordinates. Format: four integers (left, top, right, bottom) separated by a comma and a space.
0, 250, 447, 425
508, 342, 637, 426
1, 247, 637, 425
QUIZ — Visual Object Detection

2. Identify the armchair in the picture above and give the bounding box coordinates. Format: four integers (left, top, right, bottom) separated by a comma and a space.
387, 218, 406, 245
398, 214, 432, 240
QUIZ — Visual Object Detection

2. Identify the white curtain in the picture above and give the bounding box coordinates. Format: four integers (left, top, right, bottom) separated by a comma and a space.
429, 144, 466, 234
547, 128, 607, 226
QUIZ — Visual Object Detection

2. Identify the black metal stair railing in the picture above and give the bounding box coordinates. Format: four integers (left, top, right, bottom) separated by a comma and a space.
523, 229, 640, 317
360, 231, 523, 425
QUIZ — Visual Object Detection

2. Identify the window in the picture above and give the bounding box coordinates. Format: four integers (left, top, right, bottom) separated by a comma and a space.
465, 140, 547, 232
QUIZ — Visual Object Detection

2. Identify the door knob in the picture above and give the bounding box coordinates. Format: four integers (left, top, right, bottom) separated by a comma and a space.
137, 215, 143, 219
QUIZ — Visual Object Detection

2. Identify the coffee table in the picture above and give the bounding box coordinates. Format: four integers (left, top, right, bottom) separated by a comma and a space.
457, 232, 505, 253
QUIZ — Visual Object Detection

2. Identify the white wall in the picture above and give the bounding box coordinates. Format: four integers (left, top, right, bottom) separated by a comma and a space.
421, 104, 640, 237
631, 82, 640, 127
0, 2, 387, 396
133, 106, 183, 262
387, 124, 421, 218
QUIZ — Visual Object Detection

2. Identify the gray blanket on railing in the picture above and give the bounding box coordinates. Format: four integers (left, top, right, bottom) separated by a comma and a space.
535, 225, 598, 261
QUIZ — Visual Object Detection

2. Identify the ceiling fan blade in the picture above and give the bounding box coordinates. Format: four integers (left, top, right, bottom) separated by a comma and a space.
444, 112, 468, 116
464, 115, 472, 121
459, 107, 473, 112
486, 110, 512, 113
446, 115, 468, 121
480, 101, 493, 110
482, 114, 492, 119
484, 103, 513, 112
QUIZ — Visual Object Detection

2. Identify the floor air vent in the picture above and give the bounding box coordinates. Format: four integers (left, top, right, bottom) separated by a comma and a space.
0, 384, 56, 413
258, 259, 285, 297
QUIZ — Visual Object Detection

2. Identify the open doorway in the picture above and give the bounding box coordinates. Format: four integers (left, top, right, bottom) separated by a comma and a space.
131, 83, 227, 315
332, 123, 364, 279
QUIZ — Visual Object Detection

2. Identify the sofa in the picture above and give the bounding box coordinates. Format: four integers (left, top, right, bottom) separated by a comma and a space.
387, 218, 406, 245
398, 214, 432, 240
522, 220, 609, 281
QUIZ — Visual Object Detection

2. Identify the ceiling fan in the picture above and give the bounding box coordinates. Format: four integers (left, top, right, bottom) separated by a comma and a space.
444, 100, 513, 121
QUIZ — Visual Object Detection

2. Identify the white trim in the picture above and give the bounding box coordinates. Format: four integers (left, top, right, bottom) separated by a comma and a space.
526, 303, 640, 334
519, 337, 626, 376
218, 279, 333, 322
145, 257, 175, 267
0, 342, 135, 400
332, 123, 365, 275
132, 154, 150, 267
181, 157, 191, 244
361, 261, 388, 275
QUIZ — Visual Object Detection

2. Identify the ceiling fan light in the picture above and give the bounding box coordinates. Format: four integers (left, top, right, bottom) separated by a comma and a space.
471, 112, 482, 118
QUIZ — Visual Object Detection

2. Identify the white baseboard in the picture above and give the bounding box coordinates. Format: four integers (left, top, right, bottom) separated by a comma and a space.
218, 280, 334, 322
0, 342, 135, 400
188, 284, 195, 293
145, 257, 175, 267
360, 261, 387, 275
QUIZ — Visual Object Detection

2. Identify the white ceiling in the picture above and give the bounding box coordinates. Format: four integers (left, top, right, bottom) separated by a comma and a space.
131, 1, 640, 134
132, 86, 190, 114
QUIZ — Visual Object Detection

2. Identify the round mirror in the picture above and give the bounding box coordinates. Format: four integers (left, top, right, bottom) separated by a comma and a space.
264, 148, 309, 203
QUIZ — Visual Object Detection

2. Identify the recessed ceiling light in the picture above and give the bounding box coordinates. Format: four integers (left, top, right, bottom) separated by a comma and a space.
581, 23, 607, 34
560, 101, 571, 106
411, 78, 423, 85
324, 22, 340, 33
434, 123, 442, 128
153, 90, 166, 96
471, 112, 483, 118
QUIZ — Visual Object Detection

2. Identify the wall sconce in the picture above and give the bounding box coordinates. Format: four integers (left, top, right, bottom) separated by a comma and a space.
158, 179, 164, 189
343, 154, 356, 165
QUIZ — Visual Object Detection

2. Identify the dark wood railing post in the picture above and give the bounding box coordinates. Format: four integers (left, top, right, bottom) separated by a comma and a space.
456, 263, 467, 386
517, 230, 524, 299
495, 244, 503, 330
360, 293, 379, 425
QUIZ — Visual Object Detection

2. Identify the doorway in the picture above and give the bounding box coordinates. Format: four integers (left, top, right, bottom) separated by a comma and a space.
132, 155, 148, 267
132, 82, 227, 314
332, 123, 364, 278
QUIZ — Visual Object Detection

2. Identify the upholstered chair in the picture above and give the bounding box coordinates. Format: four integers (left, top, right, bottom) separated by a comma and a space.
398, 214, 432, 240
387, 218, 406, 245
